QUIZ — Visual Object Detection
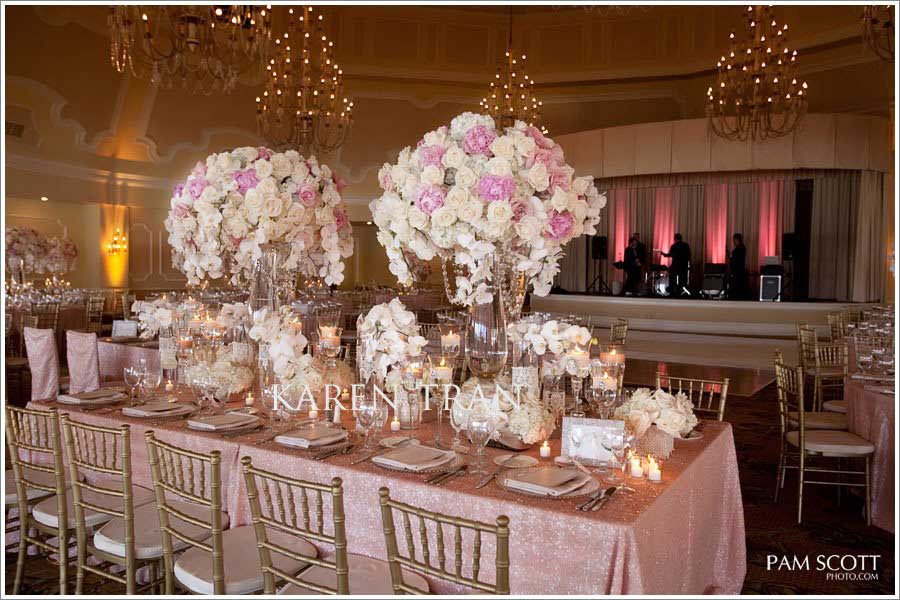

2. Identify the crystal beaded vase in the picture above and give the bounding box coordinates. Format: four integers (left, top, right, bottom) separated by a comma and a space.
249, 242, 297, 312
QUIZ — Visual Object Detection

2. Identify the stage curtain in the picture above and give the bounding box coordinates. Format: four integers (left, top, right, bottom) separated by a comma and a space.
809, 172, 859, 301
704, 184, 729, 264
677, 185, 706, 286
652, 187, 678, 266
850, 171, 885, 302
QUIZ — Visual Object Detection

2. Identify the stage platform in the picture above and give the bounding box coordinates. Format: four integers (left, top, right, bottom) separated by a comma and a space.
531, 294, 870, 373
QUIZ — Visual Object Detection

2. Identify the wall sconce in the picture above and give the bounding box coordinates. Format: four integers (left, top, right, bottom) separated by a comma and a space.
107, 228, 128, 255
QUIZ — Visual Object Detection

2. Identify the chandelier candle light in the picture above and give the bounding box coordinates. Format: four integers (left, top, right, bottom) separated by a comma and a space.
706, 5, 808, 141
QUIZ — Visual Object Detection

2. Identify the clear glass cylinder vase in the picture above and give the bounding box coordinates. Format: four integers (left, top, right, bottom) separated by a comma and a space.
249, 242, 297, 312
464, 255, 508, 385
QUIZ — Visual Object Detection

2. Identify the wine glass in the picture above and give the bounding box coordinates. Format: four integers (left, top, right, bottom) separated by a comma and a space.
355, 395, 378, 451
123, 366, 143, 406
450, 394, 471, 452
141, 365, 163, 402
569, 427, 585, 461
600, 430, 626, 484
466, 400, 496, 476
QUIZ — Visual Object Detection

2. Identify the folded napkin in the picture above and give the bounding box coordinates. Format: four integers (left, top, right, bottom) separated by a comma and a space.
57, 389, 125, 405
864, 385, 895, 395
122, 402, 195, 418
187, 413, 259, 431
275, 425, 348, 449
372, 445, 455, 472
504, 467, 589, 497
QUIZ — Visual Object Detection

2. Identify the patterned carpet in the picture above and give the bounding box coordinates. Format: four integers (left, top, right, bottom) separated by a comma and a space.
4, 384, 894, 595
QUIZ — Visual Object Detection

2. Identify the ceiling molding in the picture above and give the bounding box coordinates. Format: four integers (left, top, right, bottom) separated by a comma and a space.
7, 153, 178, 192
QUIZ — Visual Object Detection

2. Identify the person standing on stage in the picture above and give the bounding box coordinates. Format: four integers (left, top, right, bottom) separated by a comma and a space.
661, 233, 691, 296
622, 237, 643, 295
632, 232, 648, 266
728, 233, 748, 299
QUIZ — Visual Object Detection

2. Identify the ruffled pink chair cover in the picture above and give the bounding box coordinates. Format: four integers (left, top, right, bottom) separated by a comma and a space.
66, 330, 100, 394
24, 327, 59, 401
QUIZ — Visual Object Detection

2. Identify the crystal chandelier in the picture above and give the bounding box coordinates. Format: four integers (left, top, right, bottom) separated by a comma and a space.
862, 5, 894, 61
706, 5, 808, 142
255, 6, 353, 154
480, 10, 547, 133
108, 5, 272, 95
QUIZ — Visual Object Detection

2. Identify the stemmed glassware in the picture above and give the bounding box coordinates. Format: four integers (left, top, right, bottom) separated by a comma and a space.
466, 400, 496, 476
355, 393, 378, 451
449, 392, 471, 452
140, 364, 163, 402
123, 366, 143, 406
600, 427, 636, 491
565, 341, 591, 418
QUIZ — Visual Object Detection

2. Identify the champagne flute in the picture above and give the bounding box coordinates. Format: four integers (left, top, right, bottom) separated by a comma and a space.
355, 395, 378, 451
466, 400, 496, 476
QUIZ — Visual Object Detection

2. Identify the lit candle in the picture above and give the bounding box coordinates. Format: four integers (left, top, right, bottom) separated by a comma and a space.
245, 391, 254, 407
432, 358, 453, 383
390, 418, 401, 432
165, 379, 174, 392
600, 348, 626, 367
440, 331, 460, 352
341, 388, 350, 403
540, 441, 551, 459
568, 348, 590, 370
647, 456, 662, 482
630, 455, 643, 478
599, 370, 617, 391
308, 408, 319, 420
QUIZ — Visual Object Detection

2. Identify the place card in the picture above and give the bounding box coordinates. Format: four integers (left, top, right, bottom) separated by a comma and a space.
560, 417, 624, 464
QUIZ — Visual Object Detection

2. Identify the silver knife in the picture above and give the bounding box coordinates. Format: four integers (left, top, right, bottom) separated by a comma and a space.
591, 486, 618, 511
428, 465, 466, 485
349, 439, 412, 465
577, 487, 608, 511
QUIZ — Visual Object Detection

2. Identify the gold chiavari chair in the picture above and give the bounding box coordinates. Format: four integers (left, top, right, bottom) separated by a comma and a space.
796, 324, 817, 371
243, 458, 415, 595
6, 315, 37, 405
85, 295, 106, 334
421, 322, 441, 343
146, 433, 313, 594
827, 312, 847, 342
844, 309, 864, 325
655, 373, 730, 422
809, 342, 849, 412
379, 487, 510, 594
609, 318, 628, 346
771, 349, 847, 430
6, 405, 72, 594
774, 359, 874, 524
33, 301, 61, 332
59, 415, 157, 594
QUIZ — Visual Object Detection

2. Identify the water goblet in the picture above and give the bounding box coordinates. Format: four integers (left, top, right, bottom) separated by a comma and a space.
123, 366, 143, 406
355, 395, 378, 451
466, 401, 496, 476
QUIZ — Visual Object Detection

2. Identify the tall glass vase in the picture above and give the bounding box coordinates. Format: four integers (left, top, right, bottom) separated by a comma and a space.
464, 255, 508, 386
494, 243, 527, 323
249, 242, 296, 312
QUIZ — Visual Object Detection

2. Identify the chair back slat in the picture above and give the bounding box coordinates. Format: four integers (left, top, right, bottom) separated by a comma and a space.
655, 373, 730, 421
609, 318, 628, 346
241, 457, 349, 594
379, 487, 510, 594
796, 324, 818, 369
86, 296, 105, 333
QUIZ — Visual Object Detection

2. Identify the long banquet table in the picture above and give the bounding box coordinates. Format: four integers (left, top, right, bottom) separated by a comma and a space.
29, 385, 746, 594
845, 378, 895, 533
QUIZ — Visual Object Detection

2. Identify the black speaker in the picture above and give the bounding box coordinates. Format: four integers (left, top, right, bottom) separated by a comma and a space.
782, 232, 797, 260
591, 236, 608, 260
760, 275, 782, 302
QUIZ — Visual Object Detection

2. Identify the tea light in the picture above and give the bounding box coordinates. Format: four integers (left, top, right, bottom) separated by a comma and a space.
647, 456, 662, 482
341, 388, 351, 403
245, 391, 255, 407
165, 379, 174, 392
320, 326, 341, 348
390, 418, 401, 432
308, 408, 319, 420
600, 348, 626, 366
432, 358, 453, 382
539, 440, 551, 459
567, 348, 590, 368
599, 370, 617, 391
630, 457, 643, 478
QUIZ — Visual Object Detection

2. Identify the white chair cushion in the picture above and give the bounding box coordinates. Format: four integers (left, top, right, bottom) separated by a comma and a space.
786, 430, 875, 457
94, 499, 229, 560
5, 469, 62, 505
787, 411, 848, 430
174, 525, 316, 595
280, 553, 429, 595
32, 482, 154, 529
823, 400, 848, 414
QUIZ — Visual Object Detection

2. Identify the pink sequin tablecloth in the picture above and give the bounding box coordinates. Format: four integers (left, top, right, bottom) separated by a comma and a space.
26, 393, 746, 595
845, 379, 895, 533
97, 340, 160, 382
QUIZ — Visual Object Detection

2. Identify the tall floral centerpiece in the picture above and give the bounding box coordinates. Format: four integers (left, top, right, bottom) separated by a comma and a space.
5, 225, 50, 278
45, 237, 78, 274
165, 147, 354, 301
370, 112, 606, 314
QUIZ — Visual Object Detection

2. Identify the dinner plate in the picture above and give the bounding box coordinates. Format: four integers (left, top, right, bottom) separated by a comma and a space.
379, 436, 420, 448
496, 468, 599, 499
373, 450, 463, 474
681, 429, 703, 441
493, 454, 538, 468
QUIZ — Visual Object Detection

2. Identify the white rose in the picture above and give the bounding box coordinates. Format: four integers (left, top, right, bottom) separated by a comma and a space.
254, 158, 274, 179
486, 201, 513, 224
430, 206, 457, 228
490, 136, 515, 160
573, 176, 591, 195
656, 408, 688, 438
199, 186, 220, 205
442, 146, 466, 169
270, 154, 292, 179
292, 162, 310, 182
444, 186, 469, 209
420, 165, 444, 186
407, 207, 428, 230
262, 194, 283, 218
551, 188, 575, 212
457, 200, 483, 224
485, 157, 512, 177
527, 163, 550, 192
454, 166, 476, 189
515, 215, 542, 242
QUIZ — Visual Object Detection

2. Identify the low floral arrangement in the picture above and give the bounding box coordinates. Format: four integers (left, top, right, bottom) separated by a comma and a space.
132, 298, 175, 339
508, 318, 592, 356
370, 112, 606, 305
356, 298, 427, 382
165, 147, 354, 287
452, 375, 555, 446
45, 236, 78, 273
614, 388, 698, 439
184, 359, 255, 402
5, 225, 50, 273
215, 302, 251, 330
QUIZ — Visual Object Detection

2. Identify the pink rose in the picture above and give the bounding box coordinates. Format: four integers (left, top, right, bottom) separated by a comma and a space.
333, 207, 349, 230
188, 177, 209, 200
295, 184, 318, 207
191, 161, 207, 177
549, 167, 572, 192
510, 196, 530, 222
463, 125, 496, 156
256, 147, 272, 160
379, 171, 394, 192
418, 144, 446, 168
527, 126, 553, 150
546, 210, 575, 241
416, 185, 446, 215
476, 175, 516, 203
233, 170, 260, 195
173, 183, 185, 198
172, 203, 191, 219
526, 148, 556, 169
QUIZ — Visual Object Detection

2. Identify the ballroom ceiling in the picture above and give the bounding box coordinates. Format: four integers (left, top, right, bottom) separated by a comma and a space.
5, 4, 894, 208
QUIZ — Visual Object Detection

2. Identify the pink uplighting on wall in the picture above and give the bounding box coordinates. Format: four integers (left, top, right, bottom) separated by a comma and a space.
704, 184, 728, 264
652, 187, 677, 265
